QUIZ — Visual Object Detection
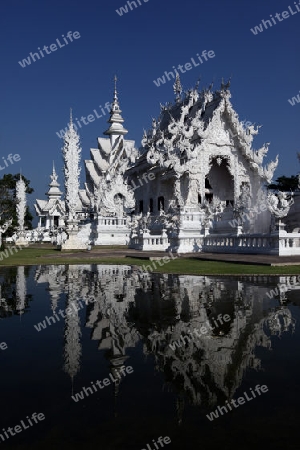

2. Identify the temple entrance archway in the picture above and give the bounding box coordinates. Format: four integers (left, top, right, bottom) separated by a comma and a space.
206, 157, 234, 204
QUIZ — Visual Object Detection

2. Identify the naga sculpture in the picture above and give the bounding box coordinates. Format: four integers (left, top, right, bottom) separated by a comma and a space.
267, 191, 294, 219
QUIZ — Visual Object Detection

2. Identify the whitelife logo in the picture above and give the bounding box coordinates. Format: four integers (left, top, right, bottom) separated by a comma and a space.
34, 299, 93, 332
18, 31, 81, 68
153, 50, 215, 87
137, 252, 180, 274
140, 436, 171, 450
0, 242, 29, 262
250, 2, 300, 35
72, 366, 134, 402
288, 89, 300, 106
55, 102, 112, 139
265, 275, 300, 299
0, 412, 45, 443
169, 313, 231, 351
116, 0, 150, 16
0, 153, 21, 171
206, 385, 269, 421
130, 172, 155, 191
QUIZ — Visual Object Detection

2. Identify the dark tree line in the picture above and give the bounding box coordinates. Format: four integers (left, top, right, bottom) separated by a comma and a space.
267, 152, 300, 191
268, 175, 299, 191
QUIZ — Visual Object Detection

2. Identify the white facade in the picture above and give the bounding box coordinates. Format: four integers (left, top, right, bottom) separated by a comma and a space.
82, 76, 137, 245
126, 79, 297, 254
35, 164, 66, 230
33, 78, 300, 255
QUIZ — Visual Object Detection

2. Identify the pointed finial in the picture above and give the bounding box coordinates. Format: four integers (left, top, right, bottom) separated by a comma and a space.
195, 77, 201, 90
225, 77, 231, 89
52, 161, 57, 177
103, 75, 128, 139
113, 75, 118, 104
110, 75, 121, 114
173, 74, 183, 103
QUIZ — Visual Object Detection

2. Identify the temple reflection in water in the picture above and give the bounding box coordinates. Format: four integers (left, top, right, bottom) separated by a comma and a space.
1, 266, 290, 412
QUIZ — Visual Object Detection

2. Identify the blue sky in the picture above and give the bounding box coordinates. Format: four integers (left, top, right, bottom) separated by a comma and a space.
1, 0, 300, 215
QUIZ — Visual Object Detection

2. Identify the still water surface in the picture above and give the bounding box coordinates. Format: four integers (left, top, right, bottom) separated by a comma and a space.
0, 265, 300, 450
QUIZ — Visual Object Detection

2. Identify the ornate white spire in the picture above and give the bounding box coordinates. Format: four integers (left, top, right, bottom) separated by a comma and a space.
104, 76, 128, 146
16, 174, 26, 232
62, 111, 81, 220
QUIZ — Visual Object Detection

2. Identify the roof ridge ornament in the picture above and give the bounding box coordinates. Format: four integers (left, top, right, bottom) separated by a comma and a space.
50, 161, 59, 184
195, 77, 201, 91
221, 77, 231, 91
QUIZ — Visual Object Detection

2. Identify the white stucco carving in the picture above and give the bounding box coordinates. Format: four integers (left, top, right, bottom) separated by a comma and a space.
62, 112, 81, 221
32, 77, 300, 255
128, 78, 283, 252
16, 176, 26, 232
267, 191, 294, 219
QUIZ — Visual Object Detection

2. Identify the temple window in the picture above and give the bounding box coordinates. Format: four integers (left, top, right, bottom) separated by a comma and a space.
158, 196, 164, 211
205, 178, 212, 189
205, 193, 213, 203
180, 151, 188, 165
149, 198, 154, 213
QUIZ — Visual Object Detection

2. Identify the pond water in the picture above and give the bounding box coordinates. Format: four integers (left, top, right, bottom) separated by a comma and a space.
0, 265, 300, 450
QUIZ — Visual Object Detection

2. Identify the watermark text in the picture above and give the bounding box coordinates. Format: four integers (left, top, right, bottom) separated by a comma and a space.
206, 385, 268, 421
18, 32, 81, 68
153, 50, 215, 87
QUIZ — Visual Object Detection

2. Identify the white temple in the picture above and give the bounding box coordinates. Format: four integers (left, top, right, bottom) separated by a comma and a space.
33, 77, 300, 255
35, 164, 65, 230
